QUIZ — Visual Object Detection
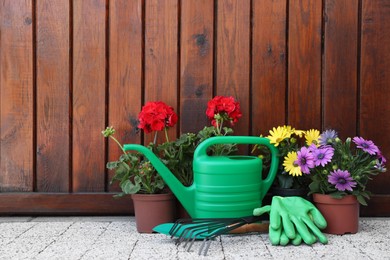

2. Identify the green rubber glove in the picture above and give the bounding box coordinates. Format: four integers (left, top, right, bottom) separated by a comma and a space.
253, 196, 328, 246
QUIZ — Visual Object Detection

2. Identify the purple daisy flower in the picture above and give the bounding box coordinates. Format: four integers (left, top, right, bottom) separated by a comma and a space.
319, 130, 338, 145
328, 170, 357, 191
374, 161, 387, 172
296, 147, 315, 174
377, 151, 387, 165
313, 146, 334, 167
375, 151, 387, 172
352, 137, 379, 155
307, 143, 317, 152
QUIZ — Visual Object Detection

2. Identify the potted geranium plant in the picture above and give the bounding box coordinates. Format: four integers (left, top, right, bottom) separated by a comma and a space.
295, 129, 387, 234
102, 101, 178, 233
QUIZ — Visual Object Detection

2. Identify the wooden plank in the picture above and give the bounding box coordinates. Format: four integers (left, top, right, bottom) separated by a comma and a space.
216, 0, 251, 136
360, 195, 390, 217
0, 193, 134, 215
360, 0, 390, 194
144, 0, 178, 144
323, 0, 358, 139
0, 192, 386, 217
288, 0, 322, 130
252, 0, 287, 136
180, 0, 214, 134
73, 0, 106, 192
0, 0, 34, 192
36, 0, 70, 192
108, 0, 142, 191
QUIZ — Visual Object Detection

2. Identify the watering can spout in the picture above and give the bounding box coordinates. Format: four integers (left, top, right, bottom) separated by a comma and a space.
123, 144, 196, 217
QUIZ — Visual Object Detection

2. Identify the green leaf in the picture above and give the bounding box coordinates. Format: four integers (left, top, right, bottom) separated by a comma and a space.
308, 179, 318, 192
222, 127, 233, 135
114, 162, 130, 179
120, 180, 141, 194
106, 161, 119, 170
277, 174, 293, 189
356, 195, 368, 206
121, 161, 131, 171
361, 191, 371, 199
330, 191, 345, 199
119, 153, 129, 162
155, 179, 165, 190
134, 175, 142, 185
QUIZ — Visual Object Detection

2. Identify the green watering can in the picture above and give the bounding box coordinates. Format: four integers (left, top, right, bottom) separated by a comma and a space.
124, 136, 279, 218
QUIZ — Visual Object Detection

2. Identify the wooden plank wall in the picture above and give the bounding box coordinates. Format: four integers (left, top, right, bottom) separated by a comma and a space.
0, 0, 389, 216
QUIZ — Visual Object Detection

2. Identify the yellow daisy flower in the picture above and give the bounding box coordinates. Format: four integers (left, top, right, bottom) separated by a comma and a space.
283, 125, 295, 135
305, 129, 321, 146
293, 129, 305, 138
283, 151, 302, 177
267, 126, 291, 147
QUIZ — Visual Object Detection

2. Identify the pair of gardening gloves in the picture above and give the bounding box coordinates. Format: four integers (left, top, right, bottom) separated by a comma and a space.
253, 196, 328, 246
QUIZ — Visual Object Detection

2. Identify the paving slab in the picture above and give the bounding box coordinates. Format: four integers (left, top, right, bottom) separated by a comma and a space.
0, 217, 389, 260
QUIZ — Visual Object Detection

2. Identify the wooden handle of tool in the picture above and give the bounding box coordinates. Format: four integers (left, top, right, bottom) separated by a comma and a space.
229, 223, 269, 234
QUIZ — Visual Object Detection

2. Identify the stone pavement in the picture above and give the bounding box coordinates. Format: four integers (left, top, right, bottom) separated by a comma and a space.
0, 216, 389, 260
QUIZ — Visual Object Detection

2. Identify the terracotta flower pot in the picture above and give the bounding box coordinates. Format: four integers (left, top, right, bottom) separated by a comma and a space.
313, 194, 359, 235
131, 192, 176, 233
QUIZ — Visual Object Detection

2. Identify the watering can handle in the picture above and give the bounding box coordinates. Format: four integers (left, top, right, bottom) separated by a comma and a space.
194, 136, 279, 200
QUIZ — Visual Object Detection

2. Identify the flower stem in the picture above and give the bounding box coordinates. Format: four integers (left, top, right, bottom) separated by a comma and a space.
215, 119, 221, 135
219, 119, 224, 135
153, 131, 158, 144
109, 136, 127, 155
164, 128, 170, 143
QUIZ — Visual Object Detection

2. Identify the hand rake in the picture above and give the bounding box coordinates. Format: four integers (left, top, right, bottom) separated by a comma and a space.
168, 215, 268, 256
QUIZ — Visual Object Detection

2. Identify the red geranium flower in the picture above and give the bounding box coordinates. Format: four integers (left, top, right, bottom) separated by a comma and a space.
138, 101, 178, 133
206, 96, 242, 127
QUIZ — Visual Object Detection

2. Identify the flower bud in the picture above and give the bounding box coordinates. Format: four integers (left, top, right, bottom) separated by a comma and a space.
370, 160, 377, 167
214, 113, 222, 120
102, 126, 115, 137
335, 137, 341, 143
322, 170, 328, 175
290, 137, 297, 144
332, 164, 338, 170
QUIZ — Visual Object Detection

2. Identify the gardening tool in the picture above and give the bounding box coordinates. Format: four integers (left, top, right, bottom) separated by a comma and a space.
153, 215, 269, 256
124, 136, 279, 218
153, 196, 328, 256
